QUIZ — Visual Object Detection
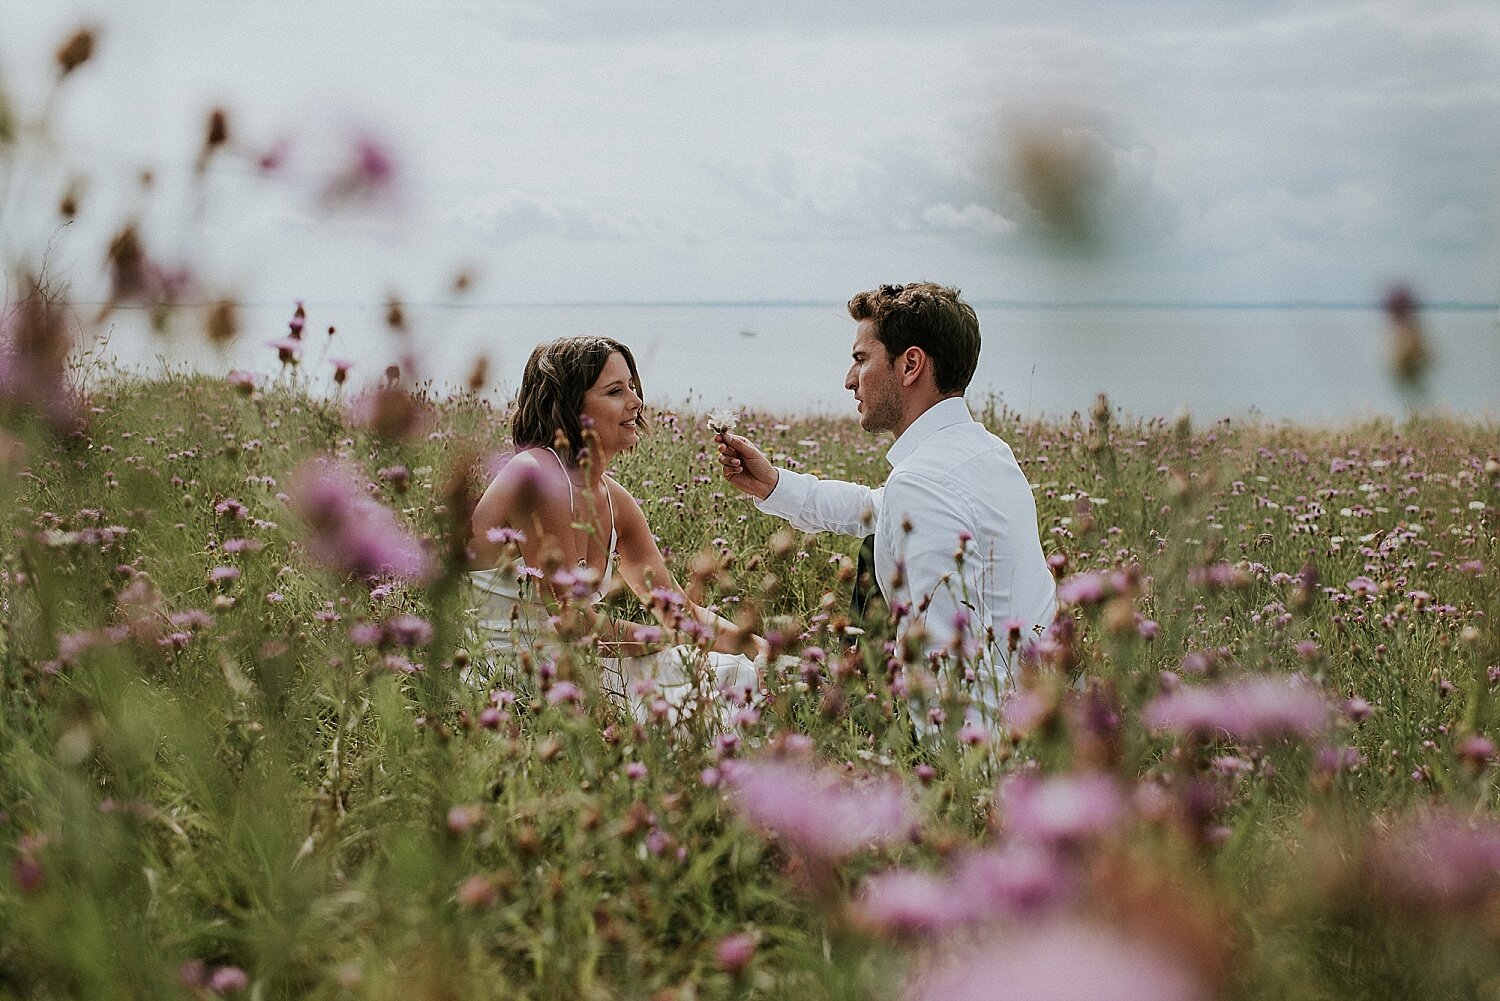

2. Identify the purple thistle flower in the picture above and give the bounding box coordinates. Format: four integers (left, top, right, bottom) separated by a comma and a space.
1056, 570, 1111, 607
714, 931, 756, 975
383, 613, 433, 648
545, 680, 581, 705
208, 966, 249, 994
207, 565, 240, 586
287, 457, 433, 581
725, 757, 916, 861
1370, 809, 1500, 909
855, 867, 968, 935
1142, 674, 1331, 742
998, 771, 1127, 846
907, 920, 1207, 1001
266, 337, 302, 365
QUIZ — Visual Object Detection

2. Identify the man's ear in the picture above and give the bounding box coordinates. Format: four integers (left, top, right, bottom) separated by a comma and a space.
899, 347, 927, 388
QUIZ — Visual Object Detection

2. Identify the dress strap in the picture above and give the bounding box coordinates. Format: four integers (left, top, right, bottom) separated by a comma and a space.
545, 447, 575, 508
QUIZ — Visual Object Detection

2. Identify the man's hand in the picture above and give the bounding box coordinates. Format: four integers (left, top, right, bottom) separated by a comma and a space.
715, 431, 778, 501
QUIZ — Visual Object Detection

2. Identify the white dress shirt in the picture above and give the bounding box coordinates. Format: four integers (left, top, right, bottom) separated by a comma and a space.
756, 397, 1056, 706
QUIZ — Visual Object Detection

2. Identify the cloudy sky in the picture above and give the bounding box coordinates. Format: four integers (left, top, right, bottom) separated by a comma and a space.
2, 0, 1497, 309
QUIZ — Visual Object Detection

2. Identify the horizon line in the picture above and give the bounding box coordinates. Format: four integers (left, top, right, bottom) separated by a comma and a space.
88, 298, 1500, 312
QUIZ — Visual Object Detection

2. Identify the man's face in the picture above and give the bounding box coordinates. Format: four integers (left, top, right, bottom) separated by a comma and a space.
845, 320, 902, 434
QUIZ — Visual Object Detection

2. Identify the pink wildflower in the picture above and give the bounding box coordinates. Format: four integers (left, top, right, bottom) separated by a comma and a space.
907, 920, 1207, 1001
1142, 674, 1330, 742
998, 771, 1126, 845
1370, 809, 1500, 909
714, 932, 756, 975
287, 457, 433, 581
208, 966, 249, 994
726, 757, 916, 861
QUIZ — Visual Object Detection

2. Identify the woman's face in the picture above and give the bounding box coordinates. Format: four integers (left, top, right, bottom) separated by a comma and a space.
580, 351, 642, 457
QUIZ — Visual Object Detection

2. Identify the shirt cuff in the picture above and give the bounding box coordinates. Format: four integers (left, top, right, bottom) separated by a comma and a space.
754, 466, 810, 520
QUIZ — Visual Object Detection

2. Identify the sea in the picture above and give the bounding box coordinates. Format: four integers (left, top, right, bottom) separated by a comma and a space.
83, 302, 1500, 424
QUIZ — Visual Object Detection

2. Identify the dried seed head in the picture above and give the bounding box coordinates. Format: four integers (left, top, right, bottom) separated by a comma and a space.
467, 354, 489, 393
56, 28, 96, 77
205, 299, 238, 346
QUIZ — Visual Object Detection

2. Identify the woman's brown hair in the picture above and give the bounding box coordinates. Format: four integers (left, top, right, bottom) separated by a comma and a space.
511, 336, 643, 464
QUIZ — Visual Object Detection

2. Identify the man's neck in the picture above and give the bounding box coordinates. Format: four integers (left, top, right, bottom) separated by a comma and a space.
891, 392, 962, 440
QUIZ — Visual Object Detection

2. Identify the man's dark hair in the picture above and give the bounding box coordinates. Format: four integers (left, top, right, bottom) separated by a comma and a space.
847, 282, 980, 395
512, 336, 642, 464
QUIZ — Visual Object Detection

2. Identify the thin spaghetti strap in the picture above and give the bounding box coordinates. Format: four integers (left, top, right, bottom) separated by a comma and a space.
545, 447, 574, 508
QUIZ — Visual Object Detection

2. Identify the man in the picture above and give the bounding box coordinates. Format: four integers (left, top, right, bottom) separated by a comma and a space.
716, 282, 1056, 716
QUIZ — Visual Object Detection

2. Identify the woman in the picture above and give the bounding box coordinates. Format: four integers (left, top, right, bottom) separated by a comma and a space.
468, 336, 762, 721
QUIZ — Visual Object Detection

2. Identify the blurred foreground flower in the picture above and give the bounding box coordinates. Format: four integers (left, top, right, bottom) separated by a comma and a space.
287, 457, 432, 581
999, 770, 1127, 846
726, 757, 916, 861
1370, 809, 1500, 910
0, 283, 83, 433
1142, 674, 1330, 743
908, 919, 1207, 1001
855, 841, 1072, 936
1383, 284, 1431, 386
344, 384, 431, 441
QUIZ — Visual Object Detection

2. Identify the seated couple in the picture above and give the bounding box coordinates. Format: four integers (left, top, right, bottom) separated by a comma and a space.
466, 282, 1057, 729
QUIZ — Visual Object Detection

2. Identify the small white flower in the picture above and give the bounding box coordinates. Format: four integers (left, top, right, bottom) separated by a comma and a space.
707, 409, 740, 434
1470, 500, 1487, 511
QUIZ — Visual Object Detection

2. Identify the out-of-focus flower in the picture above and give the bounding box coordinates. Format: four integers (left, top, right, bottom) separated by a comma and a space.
266, 337, 301, 366
205, 298, 238, 346
446, 804, 484, 835
286, 457, 433, 581
1142, 674, 1330, 742
1370, 809, 1500, 909
999, 771, 1126, 846
907, 919, 1207, 1001
383, 613, 432, 648
55, 27, 96, 77
208, 966, 249, 994
855, 867, 966, 935
344, 384, 430, 441
1457, 734, 1497, 768
1383, 284, 1431, 385
726, 757, 916, 861
714, 932, 756, 975
322, 132, 399, 205
0, 285, 83, 433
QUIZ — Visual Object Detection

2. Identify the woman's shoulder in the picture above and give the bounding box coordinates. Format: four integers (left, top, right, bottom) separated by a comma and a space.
603, 473, 647, 522
490, 448, 568, 490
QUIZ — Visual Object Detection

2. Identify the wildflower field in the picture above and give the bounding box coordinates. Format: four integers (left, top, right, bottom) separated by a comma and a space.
0, 363, 1496, 1001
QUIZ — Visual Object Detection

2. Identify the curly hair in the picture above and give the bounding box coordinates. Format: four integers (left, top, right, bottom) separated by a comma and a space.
847, 282, 980, 395
511, 336, 643, 464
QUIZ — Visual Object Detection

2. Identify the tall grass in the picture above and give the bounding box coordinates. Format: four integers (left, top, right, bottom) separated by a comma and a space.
0, 369, 1495, 999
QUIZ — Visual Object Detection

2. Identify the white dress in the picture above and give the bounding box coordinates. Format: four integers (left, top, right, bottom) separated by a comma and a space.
466, 453, 759, 725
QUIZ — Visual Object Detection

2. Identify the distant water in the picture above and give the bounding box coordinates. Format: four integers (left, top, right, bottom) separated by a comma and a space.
86, 302, 1499, 423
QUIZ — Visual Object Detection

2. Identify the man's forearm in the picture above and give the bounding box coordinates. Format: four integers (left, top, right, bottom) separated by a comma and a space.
755, 467, 881, 538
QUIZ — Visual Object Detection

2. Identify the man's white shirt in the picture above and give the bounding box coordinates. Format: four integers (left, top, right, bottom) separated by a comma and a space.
755, 397, 1056, 705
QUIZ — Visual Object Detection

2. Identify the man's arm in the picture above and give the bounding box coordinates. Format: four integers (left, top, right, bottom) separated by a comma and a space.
718, 431, 880, 538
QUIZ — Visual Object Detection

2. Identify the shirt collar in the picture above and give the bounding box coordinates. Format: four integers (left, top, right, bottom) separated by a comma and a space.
886, 396, 972, 468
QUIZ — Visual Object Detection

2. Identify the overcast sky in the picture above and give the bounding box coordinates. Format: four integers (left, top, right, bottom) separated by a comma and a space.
2, 0, 1497, 308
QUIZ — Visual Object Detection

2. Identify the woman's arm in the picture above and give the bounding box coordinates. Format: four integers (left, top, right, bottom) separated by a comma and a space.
609, 478, 766, 657
469, 453, 679, 657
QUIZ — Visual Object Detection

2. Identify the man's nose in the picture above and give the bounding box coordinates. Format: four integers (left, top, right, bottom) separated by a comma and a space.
844, 367, 857, 390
